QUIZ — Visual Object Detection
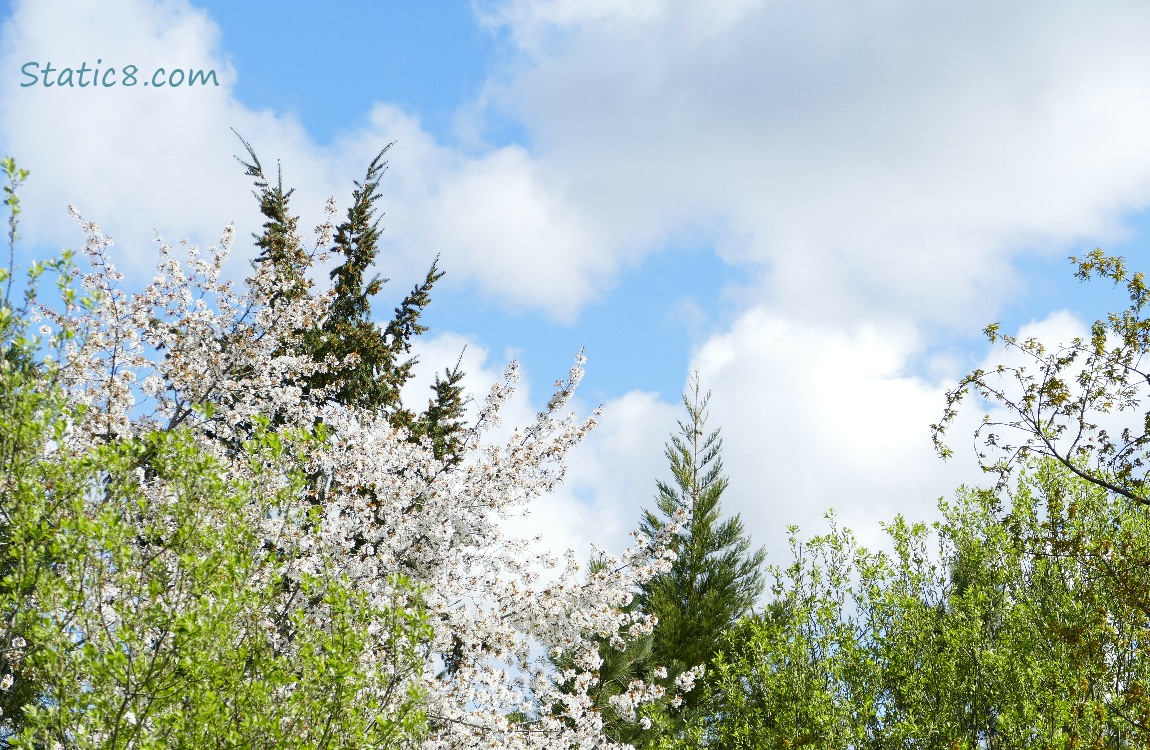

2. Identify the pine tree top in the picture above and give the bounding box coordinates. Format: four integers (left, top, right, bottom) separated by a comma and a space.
637, 372, 767, 719
235, 133, 468, 463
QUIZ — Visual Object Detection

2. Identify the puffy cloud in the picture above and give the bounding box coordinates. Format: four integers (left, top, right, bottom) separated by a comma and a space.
467, 0, 1150, 564
670, 305, 1142, 566
0, 0, 332, 270
687, 307, 986, 560
379, 134, 615, 320
0, 0, 617, 319
11, 0, 1150, 327
561, 389, 680, 552
13, 0, 1148, 327
479, 0, 1150, 327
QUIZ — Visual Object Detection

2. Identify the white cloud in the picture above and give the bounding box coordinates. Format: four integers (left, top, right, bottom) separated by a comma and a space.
688, 307, 987, 561
11, 0, 1150, 327
562, 389, 680, 552
0, 0, 327, 271
380, 134, 614, 320
479, 0, 1150, 327
0, 0, 619, 319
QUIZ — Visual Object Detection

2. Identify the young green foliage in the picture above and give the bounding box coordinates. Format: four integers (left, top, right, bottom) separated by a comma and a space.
0, 370, 431, 748
684, 461, 1150, 749
689, 518, 875, 749
0, 305, 53, 738
933, 249, 1150, 506
926, 249, 1150, 744
2, 157, 30, 310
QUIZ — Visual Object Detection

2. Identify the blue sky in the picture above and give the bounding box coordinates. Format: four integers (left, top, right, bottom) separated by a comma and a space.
4, 0, 1150, 564
191, 0, 740, 407
194, 2, 505, 147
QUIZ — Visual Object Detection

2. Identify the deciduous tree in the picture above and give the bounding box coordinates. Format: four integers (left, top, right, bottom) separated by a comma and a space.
0, 151, 679, 750
687, 462, 1146, 749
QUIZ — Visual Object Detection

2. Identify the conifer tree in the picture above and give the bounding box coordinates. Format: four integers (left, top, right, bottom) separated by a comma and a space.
637, 374, 767, 724
572, 375, 766, 745
546, 376, 764, 747
235, 136, 467, 463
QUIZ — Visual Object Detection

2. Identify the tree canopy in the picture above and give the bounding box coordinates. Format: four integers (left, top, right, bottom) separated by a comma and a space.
10, 142, 1150, 749
0, 151, 679, 750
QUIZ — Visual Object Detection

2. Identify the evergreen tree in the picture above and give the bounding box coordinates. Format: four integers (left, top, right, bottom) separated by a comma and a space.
633, 373, 767, 740
548, 376, 765, 747
234, 135, 467, 463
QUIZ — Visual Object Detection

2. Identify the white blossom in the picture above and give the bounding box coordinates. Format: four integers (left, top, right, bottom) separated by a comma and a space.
35, 205, 684, 750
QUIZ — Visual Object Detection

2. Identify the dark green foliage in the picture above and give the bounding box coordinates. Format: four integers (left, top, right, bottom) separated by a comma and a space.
638, 375, 766, 702
235, 133, 312, 310
234, 135, 468, 463
547, 377, 766, 747
598, 374, 766, 746
407, 357, 467, 467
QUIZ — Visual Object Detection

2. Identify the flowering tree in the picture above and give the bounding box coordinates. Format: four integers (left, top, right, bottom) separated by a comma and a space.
0, 152, 686, 749
1, 362, 432, 748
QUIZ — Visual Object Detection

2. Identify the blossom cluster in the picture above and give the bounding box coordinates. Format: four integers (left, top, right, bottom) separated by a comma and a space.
22, 202, 684, 749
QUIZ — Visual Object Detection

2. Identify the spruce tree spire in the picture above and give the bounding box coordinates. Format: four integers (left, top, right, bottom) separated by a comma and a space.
234, 134, 467, 462
234, 132, 311, 309
638, 372, 767, 719
569, 374, 768, 747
